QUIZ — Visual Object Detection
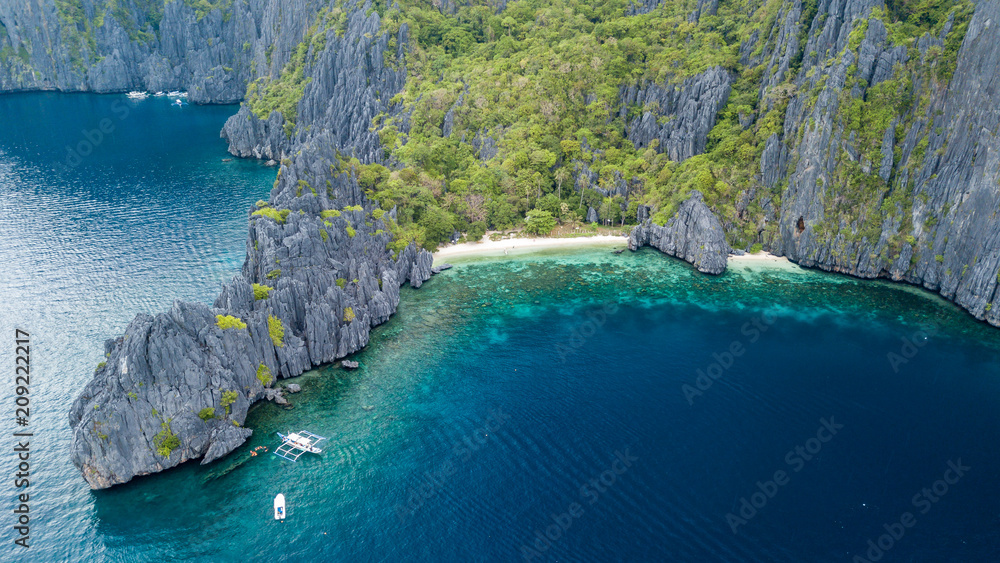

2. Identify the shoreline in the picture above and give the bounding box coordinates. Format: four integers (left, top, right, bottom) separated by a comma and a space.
433, 235, 792, 268
727, 251, 789, 264
433, 234, 627, 261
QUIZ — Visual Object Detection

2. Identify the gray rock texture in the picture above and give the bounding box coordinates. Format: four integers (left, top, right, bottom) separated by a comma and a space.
66, 0, 438, 489
221, 6, 408, 162
629, 191, 730, 274
0, 0, 329, 103
619, 67, 732, 162
68, 156, 436, 487
746, 0, 1000, 327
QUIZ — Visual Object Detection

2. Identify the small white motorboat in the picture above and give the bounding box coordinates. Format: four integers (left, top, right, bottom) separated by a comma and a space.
153, 91, 166, 96
274, 493, 286, 520
126, 91, 148, 100
167, 90, 182, 97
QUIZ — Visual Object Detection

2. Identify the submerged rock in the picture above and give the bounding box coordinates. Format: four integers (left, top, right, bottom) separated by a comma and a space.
264, 388, 287, 405
629, 191, 730, 274
286, 384, 301, 393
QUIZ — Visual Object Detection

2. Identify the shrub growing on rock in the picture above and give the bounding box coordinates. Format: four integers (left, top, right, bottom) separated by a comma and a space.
154, 421, 180, 457
221, 390, 238, 415
251, 207, 291, 223
216, 315, 247, 330
252, 283, 273, 300
268, 315, 285, 347
257, 363, 273, 386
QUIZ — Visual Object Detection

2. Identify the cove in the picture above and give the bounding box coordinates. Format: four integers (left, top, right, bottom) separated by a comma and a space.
88, 248, 1000, 561
2, 93, 1000, 560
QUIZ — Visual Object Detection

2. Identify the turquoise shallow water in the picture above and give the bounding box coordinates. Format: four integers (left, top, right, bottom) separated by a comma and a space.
3, 94, 1000, 561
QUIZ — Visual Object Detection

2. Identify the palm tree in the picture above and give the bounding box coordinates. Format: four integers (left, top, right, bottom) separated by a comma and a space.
555, 168, 570, 200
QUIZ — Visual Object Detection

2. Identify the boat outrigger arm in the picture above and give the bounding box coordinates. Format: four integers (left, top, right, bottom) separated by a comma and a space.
273, 431, 328, 462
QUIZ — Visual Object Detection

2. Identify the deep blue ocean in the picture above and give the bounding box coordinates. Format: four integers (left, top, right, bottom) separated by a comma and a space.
1, 93, 1000, 562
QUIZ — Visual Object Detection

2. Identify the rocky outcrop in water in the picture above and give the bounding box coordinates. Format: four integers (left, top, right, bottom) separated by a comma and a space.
68, 155, 435, 487
629, 191, 730, 274
619, 0, 1000, 328
67, 0, 436, 489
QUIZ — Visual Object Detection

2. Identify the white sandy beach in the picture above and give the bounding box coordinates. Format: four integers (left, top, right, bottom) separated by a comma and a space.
433, 234, 627, 261
728, 251, 789, 264
431, 233, 795, 272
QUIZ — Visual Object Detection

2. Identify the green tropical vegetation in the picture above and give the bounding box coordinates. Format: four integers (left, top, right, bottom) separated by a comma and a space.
198, 407, 216, 421
252, 206, 291, 224
256, 363, 274, 386
252, 283, 273, 300
51, 0, 974, 267
268, 314, 285, 346
245, 6, 350, 135
183, 0, 233, 21
153, 420, 180, 457
221, 389, 238, 415
215, 314, 247, 330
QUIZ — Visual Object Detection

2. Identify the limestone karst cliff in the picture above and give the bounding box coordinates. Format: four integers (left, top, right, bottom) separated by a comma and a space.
64, 0, 435, 489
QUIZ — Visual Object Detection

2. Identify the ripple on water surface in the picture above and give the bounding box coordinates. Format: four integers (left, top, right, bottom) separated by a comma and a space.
0, 92, 275, 561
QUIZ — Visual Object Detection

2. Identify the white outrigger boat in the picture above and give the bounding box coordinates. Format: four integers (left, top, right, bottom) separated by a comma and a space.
274, 493, 286, 520
273, 430, 327, 462
126, 91, 148, 99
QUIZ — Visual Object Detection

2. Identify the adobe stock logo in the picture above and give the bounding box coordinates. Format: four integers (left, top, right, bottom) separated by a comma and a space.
682, 311, 776, 405
519, 448, 639, 561
61, 99, 132, 169
886, 324, 938, 373
726, 417, 844, 534
850, 459, 969, 562
393, 407, 511, 523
